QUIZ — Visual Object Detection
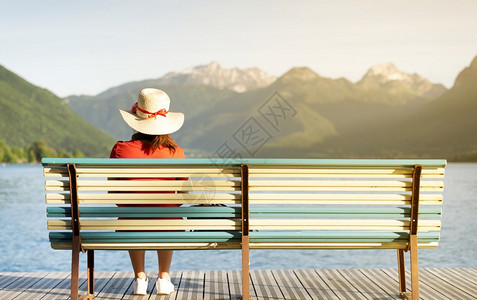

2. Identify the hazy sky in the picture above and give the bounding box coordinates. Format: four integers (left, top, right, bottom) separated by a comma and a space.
1, 0, 476, 97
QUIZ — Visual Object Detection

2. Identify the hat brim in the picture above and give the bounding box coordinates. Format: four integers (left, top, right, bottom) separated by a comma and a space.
119, 109, 184, 135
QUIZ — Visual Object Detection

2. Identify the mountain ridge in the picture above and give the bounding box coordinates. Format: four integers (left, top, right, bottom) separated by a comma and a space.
0, 64, 115, 160
61, 59, 458, 160
5, 57, 477, 162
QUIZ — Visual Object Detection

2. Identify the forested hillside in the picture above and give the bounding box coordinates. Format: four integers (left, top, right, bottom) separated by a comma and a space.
0, 64, 115, 162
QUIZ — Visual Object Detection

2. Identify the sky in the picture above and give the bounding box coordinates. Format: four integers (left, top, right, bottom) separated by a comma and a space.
1, 0, 476, 97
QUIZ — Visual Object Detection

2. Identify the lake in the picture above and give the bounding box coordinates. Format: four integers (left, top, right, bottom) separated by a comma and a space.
0, 163, 476, 273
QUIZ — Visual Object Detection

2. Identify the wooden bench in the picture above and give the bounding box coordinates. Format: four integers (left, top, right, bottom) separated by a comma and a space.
42, 158, 446, 300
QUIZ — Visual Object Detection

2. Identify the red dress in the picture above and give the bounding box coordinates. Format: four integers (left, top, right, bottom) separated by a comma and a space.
110, 140, 186, 225
110, 139, 185, 160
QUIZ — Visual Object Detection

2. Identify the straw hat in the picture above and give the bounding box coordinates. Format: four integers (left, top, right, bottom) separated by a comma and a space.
119, 88, 184, 135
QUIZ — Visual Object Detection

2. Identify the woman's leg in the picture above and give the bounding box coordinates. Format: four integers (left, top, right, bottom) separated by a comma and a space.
129, 250, 147, 279
157, 250, 173, 280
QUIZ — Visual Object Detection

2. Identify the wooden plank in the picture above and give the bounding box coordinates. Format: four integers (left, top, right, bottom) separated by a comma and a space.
249, 167, 445, 175
41, 157, 447, 167
48, 218, 241, 231
381, 268, 448, 300
74, 167, 239, 175
445, 267, 477, 285
337, 268, 397, 299
0, 272, 27, 290
40, 272, 88, 300
0, 272, 46, 300
249, 173, 444, 179
293, 269, 338, 299
74, 271, 115, 300
46, 192, 241, 205
426, 268, 477, 294
419, 268, 476, 299
74, 179, 239, 188
61, 242, 242, 251
203, 270, 230, 300
43, 170, 240, 179
45, 180, 240, 192
249, 179, 443, 188
13, 272, 69, 300
249, 193, 443, 205
94, 271, 132, 299
227, 270, 249, 300
357, 269, 401, 299
249, 218, 440, 231
173, 270, 204, 300
249, 186, 443, 192
248, 242, 438, 250
249, 269, 284, 299
48, 206, 240, 218
317, 269, 367, 300
271, 269, 312, 300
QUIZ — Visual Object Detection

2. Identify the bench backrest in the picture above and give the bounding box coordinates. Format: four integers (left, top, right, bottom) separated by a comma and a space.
43, 158, 446, 251
43, 158, 244, 250
245, 160, 446, 250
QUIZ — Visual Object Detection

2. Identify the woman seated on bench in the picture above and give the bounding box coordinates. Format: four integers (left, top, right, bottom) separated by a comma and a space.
110, 88, 185, 295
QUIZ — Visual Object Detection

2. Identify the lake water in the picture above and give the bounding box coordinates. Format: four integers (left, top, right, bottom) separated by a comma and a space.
0, 163, 476, 273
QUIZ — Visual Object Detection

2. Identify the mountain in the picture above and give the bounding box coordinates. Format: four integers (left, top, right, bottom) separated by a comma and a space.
65, 62, 276, 140
379, 56, 477, 160
65, 59, 477, 160
0, 64, 115, 157
358, 63, 447, 100
174, 66, 442, 158
158, 61, 277, 93
88, 61, 276, 100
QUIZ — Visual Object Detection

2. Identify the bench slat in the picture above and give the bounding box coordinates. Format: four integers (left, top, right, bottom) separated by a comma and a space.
50, 242, 242, 250
249, 219, 440, 231
50, 231, 241, 243
41, 157, 447, 167
249, 230, 439, 239
248, 193, 442, 205
249, 179, 443, 188
47, 206, 241, 218
249, 186, 442, 192
45, 179, 240, 192
47, 219, 241, 231
249, 168, 444, 179
45, 192, 240, 204
248, 242, 439, 249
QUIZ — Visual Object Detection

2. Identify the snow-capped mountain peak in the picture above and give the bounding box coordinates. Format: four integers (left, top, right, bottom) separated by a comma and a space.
363, 63, 417, 84
358, 63, 447, 99
159, 61, 276, 93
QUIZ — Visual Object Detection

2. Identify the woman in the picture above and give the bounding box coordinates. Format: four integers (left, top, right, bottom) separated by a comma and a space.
110, 88, 185, 295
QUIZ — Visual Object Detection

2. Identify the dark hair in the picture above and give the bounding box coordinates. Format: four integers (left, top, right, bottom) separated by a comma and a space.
131, 132, 178, 154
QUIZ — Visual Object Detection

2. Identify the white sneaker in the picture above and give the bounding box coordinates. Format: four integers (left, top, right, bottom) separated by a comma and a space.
156, 278, 174, 295
133, 277, 149, 295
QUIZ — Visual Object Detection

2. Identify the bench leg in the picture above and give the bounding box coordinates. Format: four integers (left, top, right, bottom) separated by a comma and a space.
409, 235, 420, 300
242, 236, 250, 300
397, 249, 407, 297
71, 241, 80, 300
87, 250, 95, 297
397, 238, 420, 300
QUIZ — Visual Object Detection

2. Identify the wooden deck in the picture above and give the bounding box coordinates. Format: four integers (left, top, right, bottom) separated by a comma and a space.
1, 268, 476, 299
